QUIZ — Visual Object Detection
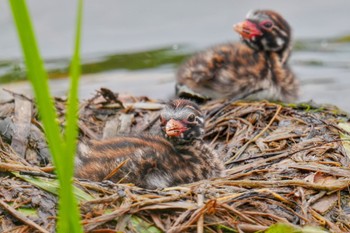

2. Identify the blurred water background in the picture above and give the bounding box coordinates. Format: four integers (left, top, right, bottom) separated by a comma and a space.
1, 0, 350, 111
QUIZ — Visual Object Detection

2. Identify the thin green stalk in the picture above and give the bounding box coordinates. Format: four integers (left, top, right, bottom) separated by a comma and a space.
8, 0, 64, 177
65, 0, 83, 172
60, 0, 84, 232
9, 0, 83, 232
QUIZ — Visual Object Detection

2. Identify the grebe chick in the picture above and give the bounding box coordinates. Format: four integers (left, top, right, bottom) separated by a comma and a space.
176, 9, 299, 102
75, 99, 225, 189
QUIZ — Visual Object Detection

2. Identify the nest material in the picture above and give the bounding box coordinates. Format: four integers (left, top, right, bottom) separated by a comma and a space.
1, 88, 350, 232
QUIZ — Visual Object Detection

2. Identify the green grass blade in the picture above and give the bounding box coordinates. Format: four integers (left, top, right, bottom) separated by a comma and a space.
60, 0, 84, 232
13, 172, 94, 202
8, 0, 64, 177
9, 0, 83, 232
65, 0, 83, 164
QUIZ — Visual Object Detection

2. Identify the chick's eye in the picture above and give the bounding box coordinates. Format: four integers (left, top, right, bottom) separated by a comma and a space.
262, 21, 273, 29
187, 114, 195, 122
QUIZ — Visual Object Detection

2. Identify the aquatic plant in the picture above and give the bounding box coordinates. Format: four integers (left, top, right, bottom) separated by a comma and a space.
9, 0, 84, 232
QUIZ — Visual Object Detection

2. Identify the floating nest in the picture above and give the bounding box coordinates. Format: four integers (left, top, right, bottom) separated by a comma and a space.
1, 88, 350, 233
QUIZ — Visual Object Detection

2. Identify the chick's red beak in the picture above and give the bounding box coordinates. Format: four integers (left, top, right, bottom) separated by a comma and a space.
165, 119, 188, 137
233, 20, 262, 39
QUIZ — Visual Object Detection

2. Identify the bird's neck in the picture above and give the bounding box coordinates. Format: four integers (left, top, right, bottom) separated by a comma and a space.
278, 44, 292, 65
244, 39, 292, 65
172, 138, 203, 150
266, 43, 292, 65
173, 139, 218, 161
266, 48, 290, 69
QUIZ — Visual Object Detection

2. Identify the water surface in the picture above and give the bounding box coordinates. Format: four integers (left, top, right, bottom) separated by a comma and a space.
1, 0, 350, 111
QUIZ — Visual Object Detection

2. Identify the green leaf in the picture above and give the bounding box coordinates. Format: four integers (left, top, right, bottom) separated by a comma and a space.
300, 226, 329, 233
17, 207, 38, 217
265, 224, 296, 233
129, 215, 162, 233
265, 223, 328, 233
216, 224, 237, 232
12, 172, 93, 202
338, 122, 350, 159
7, 202, 38, 217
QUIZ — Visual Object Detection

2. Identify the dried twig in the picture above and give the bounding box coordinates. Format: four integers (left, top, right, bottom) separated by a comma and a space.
0, 199, 50, 233
213, 179, 350, 191
0, 162, 42, 172
197, 193, 204, 233
226, 104, 282, 163
1, 92, 350, 232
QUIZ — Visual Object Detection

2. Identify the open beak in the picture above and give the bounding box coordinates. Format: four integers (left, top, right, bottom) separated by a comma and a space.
165, 119, 188, 137
233, 20, 262, 39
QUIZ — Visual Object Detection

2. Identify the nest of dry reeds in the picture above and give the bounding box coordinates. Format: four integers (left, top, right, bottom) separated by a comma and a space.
1, 88, 350, 233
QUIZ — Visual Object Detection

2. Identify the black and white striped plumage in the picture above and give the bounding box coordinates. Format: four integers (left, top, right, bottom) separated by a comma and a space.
176, 10, 299, 102
75, 99, 225, 189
